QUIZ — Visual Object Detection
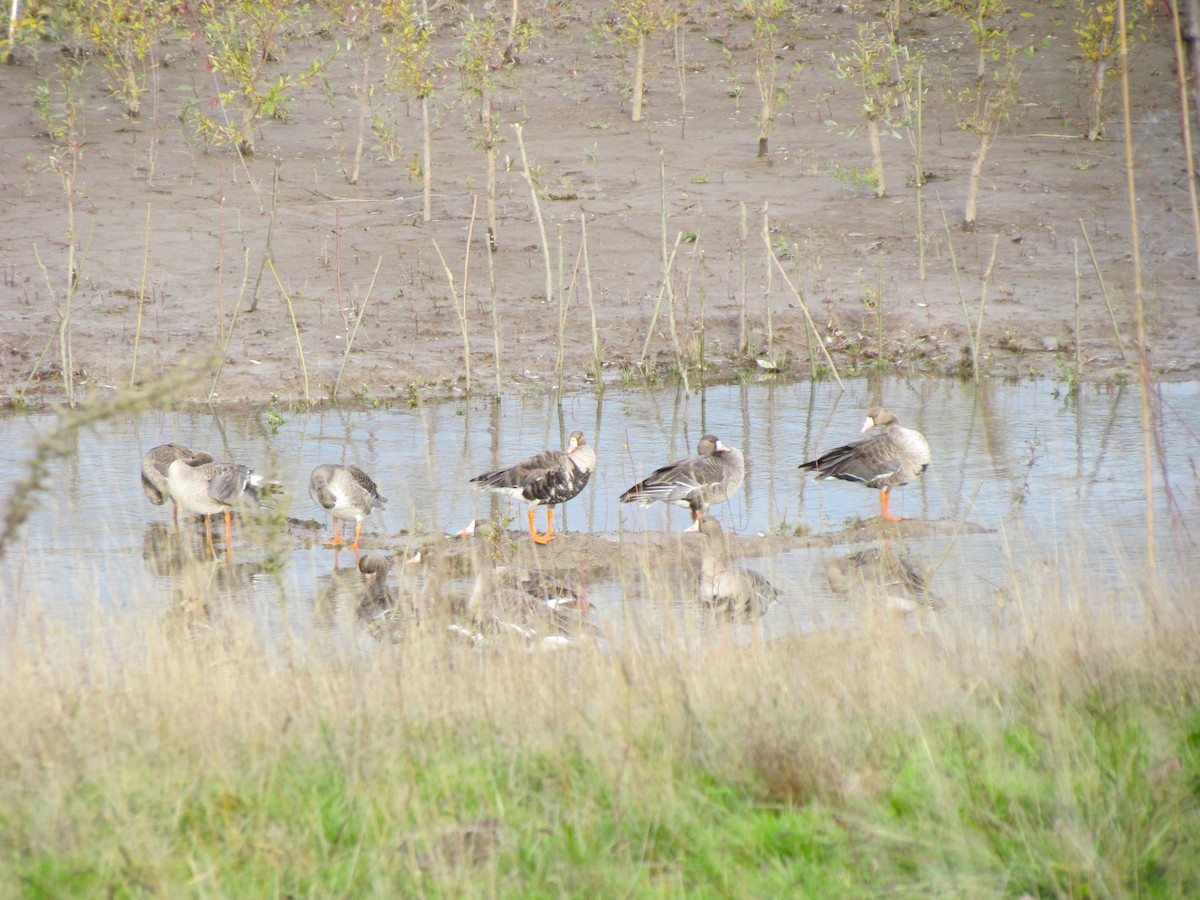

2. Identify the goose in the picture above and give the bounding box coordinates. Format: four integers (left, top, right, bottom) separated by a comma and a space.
470, 431, 596, 545
166, 455, 273, 555
696, 517, 780, 622
356, 553, 419, 637
825, 546, 938, 613
141, 443, 213, 526
619, 434, 745, 524
799, 407, 930, 521
458, 560, 598, 650
309, 464, 387, 554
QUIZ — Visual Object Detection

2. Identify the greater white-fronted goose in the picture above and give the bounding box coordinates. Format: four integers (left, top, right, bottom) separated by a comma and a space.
141, 443, 213, 526
459, 559, 599, 650
798, 407, 930, 521
309, 464, 387, 554
696, 517, 781, 622
824, 546, 938, 613
357, 553, 418, 637
166, 456, 272, 555
619, 434, 745, 524
469, 431, 596, 545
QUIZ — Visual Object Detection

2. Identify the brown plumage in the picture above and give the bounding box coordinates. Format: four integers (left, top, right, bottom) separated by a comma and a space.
309, 464, 387, 554
799, 407, 930, 521
825, 546, 938, 613
166, 456, 273, 556
141, 443, 213, 527
620, 434, 745, 523
470, 431, 596, 545
696, 517, 781, 622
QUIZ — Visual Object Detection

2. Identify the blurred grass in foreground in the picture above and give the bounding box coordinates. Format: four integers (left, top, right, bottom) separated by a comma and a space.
0, 560, 1197, 898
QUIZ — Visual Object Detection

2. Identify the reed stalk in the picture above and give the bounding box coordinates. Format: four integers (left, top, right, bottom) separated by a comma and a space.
249, 160, 282, 314
486, 220, 501, 396
511, 124, 554, 329
1116, 0, 1154, 570
129, 203, 152, 388
1074, 238, 1083, 383
639, 234, 683, 369
763, 234, 844, 390
1167, 0, 1200, 283
581, 217, 602, 389
209, 248, 250, 402
1078, 220, 1128, 362
333, 255, 383, 401
266, 257, 311, 404
973, 235, 998, 386
937, 192, 977, 380
738, 201, 749, 355
761, 202, 774, 356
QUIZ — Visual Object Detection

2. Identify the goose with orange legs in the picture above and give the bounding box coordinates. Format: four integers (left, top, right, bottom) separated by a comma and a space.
469, 431, 596, 545
309, 464, 387, 555
141, 443, 213, 527
619, 434, 745, 527
799, 407, 930, 522
166, 455, 273, 556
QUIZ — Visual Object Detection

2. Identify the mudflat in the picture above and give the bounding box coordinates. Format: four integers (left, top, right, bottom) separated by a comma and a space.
2, 2, 1197, 405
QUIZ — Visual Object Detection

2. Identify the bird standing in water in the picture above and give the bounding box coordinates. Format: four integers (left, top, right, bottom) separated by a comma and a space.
309, 463, 387, 556
470, 431, 596, 545
799, 407, 930, 521
141, 443, 213, 527
620, 434, 745, 526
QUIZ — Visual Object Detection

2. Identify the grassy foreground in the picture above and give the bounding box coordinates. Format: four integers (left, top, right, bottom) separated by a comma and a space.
1, 570, 1198, 898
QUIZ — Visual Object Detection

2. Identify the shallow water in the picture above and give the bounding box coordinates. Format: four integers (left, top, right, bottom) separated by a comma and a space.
1, 377, 1197, 649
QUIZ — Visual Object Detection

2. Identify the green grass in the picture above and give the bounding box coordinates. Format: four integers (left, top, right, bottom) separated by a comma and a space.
1, 576, 1198, 897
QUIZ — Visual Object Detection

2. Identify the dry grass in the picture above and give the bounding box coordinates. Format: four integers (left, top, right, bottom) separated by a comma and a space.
1, 548, 1197, 895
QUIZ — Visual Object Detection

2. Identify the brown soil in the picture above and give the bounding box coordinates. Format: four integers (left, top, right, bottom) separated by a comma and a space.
2, 3, 1198, 406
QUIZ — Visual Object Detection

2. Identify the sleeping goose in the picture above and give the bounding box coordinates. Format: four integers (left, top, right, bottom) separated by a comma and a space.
799, 407, 930, 521
469, 431, 596, 545
696, 517, 781, 622
166, 455, 273, 556
619, 434, 745, 524
825, 545, 938, 613
452, 552, 599, 651
309, 464, 387, 554
141, 444, 213, 526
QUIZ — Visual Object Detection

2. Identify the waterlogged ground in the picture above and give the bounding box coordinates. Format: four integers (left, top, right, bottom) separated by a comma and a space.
1, 3, 1199, 406
1, 377, 1196, 651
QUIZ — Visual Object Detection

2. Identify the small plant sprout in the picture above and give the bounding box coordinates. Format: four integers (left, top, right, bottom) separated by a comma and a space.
195, 0, 330, 155
1073, 0, 1146, 140
613, 0, 687, 123
935, 0, 1021, 230
831, 22, 922, 198
382, 0, 437, 222
457, 8, 532, 252
746, 0, 793, 158
82, 0, 173, 118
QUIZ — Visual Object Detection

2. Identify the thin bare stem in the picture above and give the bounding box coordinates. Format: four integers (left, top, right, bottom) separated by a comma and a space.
130, 203, 152, 388
249, 160, 282, 314
209, 248, 251, 402
1074, 238, 1082, 382
581, 216, 602, 387
1168, 0, 1200, 283
511, 124, 554, 324
762, 234, 844, 391
973, 235, 998, 386
1078, 219, 1128, 361
937, 192, 976, 379
1117, 0, 1154, 569
334, 255, 383, 400
266, 257, 311, 404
